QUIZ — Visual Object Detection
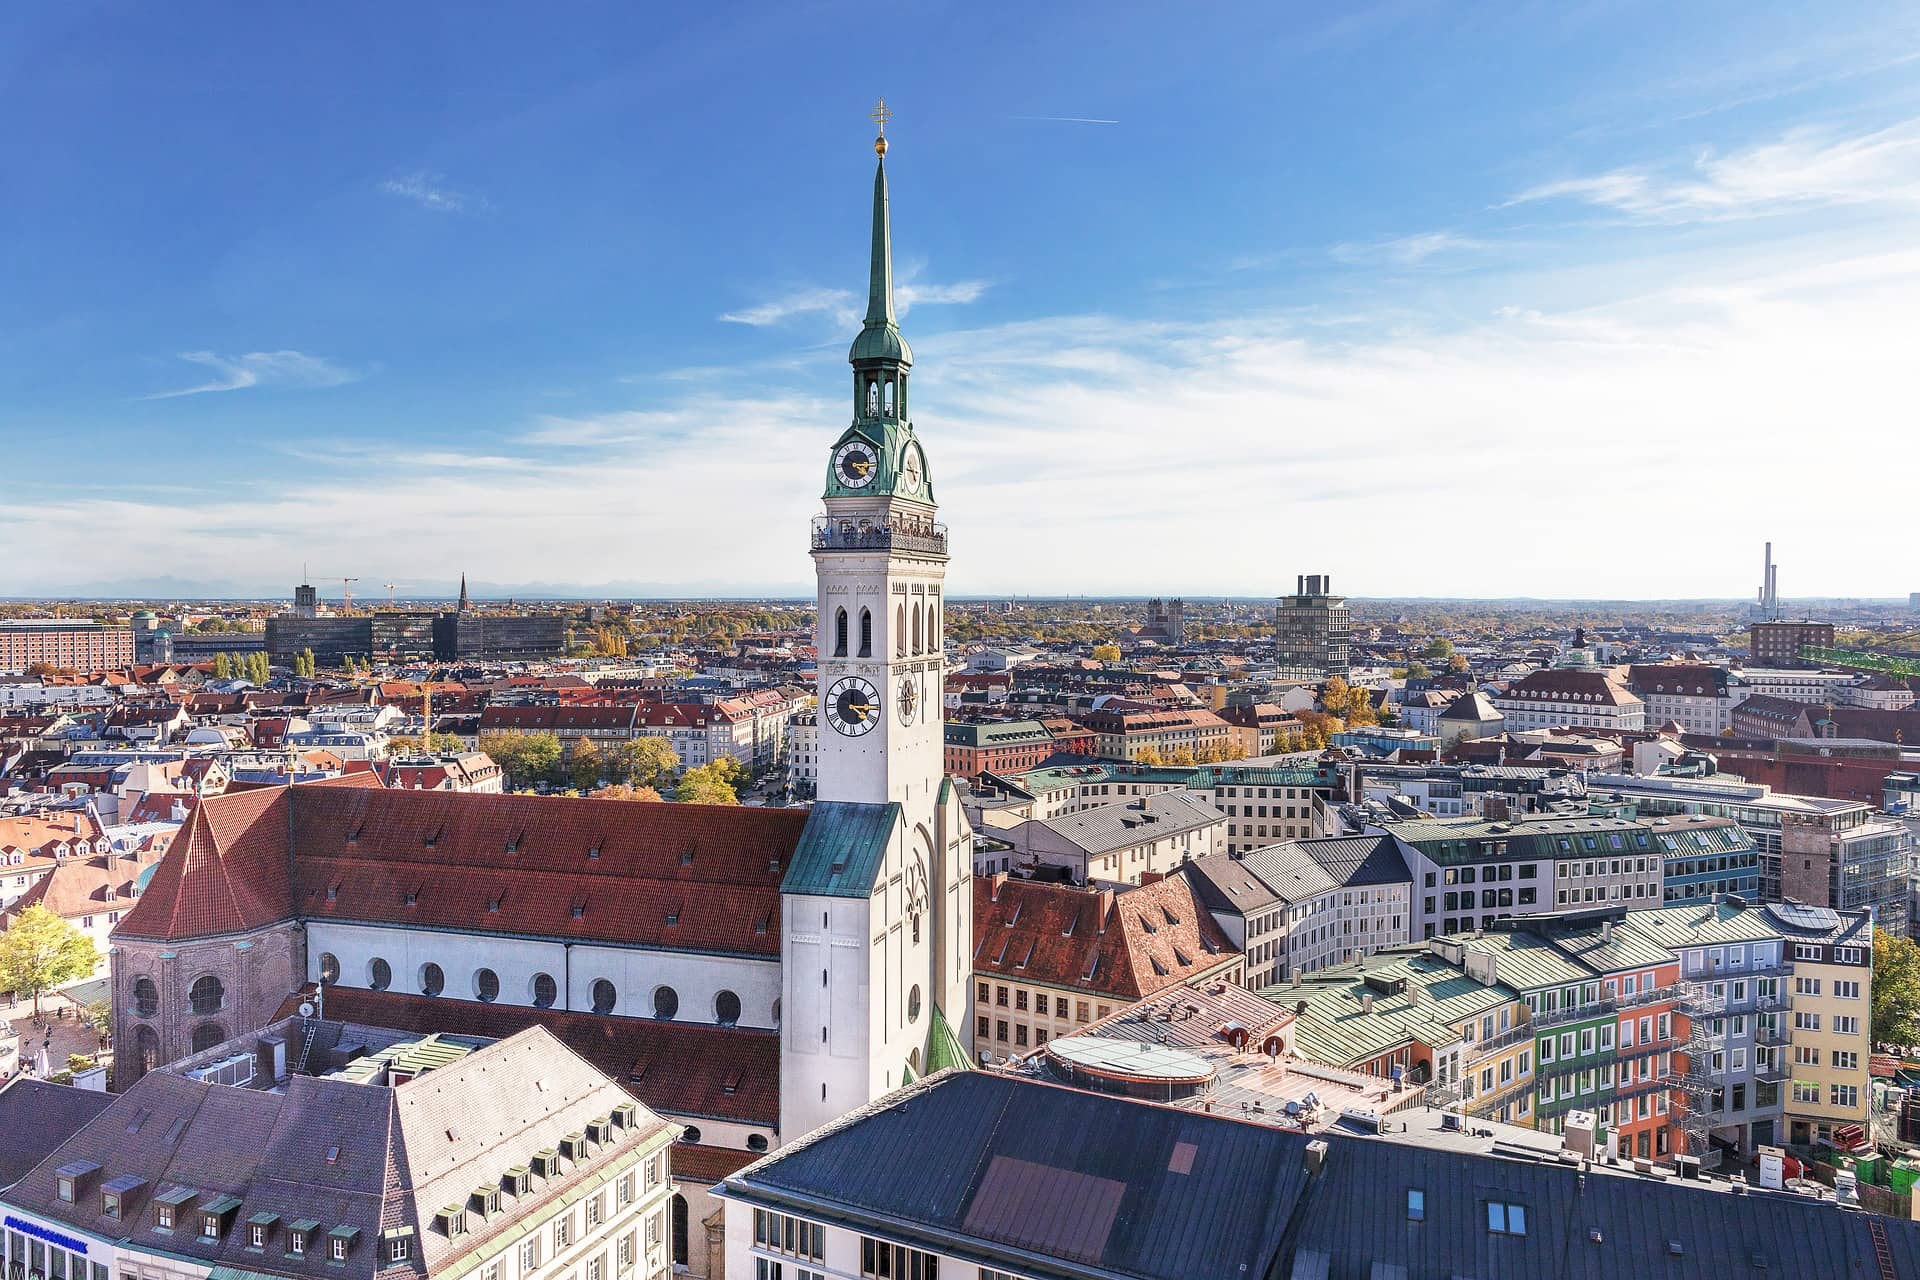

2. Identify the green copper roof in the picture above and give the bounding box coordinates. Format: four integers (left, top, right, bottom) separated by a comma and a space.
782, 800, 900, 898
924, 1003, 972, 1075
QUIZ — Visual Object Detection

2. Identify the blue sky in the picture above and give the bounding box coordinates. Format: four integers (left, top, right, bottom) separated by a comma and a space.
3, 1, 1918, 600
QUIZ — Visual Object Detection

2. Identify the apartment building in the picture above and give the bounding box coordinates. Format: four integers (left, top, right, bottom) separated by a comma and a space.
1001, 790, 1223, 886
1648, 814, 1760, 902
1081, 706, 1232, 762
1281, 899, 1873, 1162
1591, 772, 1913, 933
1183, 836, 1415, 985
969, 873, 1241, 1061
0, 621, 136, 674
1378, 814, 1665, 939
1626, 663, 1739, 735
0, 1022, 679, 1280
941, 718, 1055, 779
1494, 668, 1646, 734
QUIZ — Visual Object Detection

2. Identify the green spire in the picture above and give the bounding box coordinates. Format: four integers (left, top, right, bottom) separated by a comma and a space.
849, 112, 911, 370
864, 155, 896, 328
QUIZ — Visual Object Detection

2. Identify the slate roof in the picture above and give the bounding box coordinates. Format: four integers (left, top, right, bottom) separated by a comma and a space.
0, 1078, 115, 1189
1035, 791, 1223, 856
1228, 836, 1415, 905
5, 1027, 668, 1280
727, 1071, 1920, 1280
274, 986, 780, 1127
723, 1070, 1306, 1280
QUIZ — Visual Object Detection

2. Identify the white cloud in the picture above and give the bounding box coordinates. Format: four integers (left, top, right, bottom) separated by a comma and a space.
1510, 118, 1920, 221
720, 288, 857, 327
896, 279, 989, 311
380, 171, 480, 213
1331, 231, 1492, 266
142, 350, 359, 399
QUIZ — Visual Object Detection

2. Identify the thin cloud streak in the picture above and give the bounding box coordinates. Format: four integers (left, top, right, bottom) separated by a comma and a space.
380, 171, 481, 213
1008, 115, 1120, 125
141, 350, 359, 399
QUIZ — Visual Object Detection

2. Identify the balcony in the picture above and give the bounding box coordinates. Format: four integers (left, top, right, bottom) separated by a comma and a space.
812, 516, 949, 557
1532, 1000, 1615, 1031
1463, 1022, 1536, 1060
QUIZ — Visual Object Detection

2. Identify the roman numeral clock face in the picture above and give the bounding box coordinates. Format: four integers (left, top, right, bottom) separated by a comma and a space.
827, 676, 880, 736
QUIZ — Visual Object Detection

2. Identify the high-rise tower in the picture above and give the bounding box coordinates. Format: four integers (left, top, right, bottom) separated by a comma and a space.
781, 106, 973, 1139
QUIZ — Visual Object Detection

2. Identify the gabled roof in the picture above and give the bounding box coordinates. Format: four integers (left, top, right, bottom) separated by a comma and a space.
781, 801, 898, 899
973, 876, 1236, 999
0, 1078, 115, 1189
113, 786, 299, 941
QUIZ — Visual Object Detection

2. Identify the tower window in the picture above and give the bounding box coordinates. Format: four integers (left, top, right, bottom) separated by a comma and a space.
859, 608, 872, 657
882, 378, 894, 416
897, 603, 906, 657
867, 379, 880, 416
912, 603, 923, 655
834, 608, 848, 657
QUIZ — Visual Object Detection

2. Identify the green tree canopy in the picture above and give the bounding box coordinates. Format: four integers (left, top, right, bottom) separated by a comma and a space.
610, 737, 681, 789
1421, 638, 1455, 660
0, 904, 100, 1015
674, 762, 740, 805
479, 731, 563, 790
1874, 928, 1920, 1044
569, 738, 606, 792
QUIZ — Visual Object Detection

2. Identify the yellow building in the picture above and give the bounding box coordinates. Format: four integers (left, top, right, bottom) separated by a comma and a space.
1780, 916, 1874, 1144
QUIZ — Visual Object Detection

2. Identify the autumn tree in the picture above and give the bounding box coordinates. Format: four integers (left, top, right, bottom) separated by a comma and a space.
1448, 654, 1470, 673
480, 731, 563, 790
1133, 744, 1164, 766
1091, 643, 1121, 663
609, 737, 681, 789
1166, 746, 1197, 766
212, 652, 232, 681
674, 762, 740, 805
1421, 638, 1455, 661
0, 905, 100, 1016
591, 783, 664, 802
1874, 928, 1920, 1045
569, 739, 606, 792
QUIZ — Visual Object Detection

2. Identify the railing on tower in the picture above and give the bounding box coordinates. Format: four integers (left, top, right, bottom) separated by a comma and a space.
813, 516, 949, 556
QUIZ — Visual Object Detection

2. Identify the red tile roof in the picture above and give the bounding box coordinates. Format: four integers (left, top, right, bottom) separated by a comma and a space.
972, 874, 1239, 1001
272, 985, 780, 1127
115, 777, 809, 957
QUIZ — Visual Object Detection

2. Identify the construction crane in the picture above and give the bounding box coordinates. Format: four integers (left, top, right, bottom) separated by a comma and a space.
383, 581, 399, 607
340, 577, 360, 612
1799, 642, 1920, 682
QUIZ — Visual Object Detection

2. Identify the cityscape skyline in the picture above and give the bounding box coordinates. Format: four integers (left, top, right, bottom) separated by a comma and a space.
4, 3, 1918, 598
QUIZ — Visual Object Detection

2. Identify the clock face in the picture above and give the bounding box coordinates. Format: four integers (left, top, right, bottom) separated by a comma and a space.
897, 675, 919, 724
898, 444, 925, 495
834, 440, 879, 489
827, 676, 880, 736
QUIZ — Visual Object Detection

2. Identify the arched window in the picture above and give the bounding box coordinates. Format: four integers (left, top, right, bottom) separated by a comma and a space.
882, 379, 894, 416
591, 979, 617, 1015
747, 1134, 769, 1153
133, 1025, 159, 1081
678, 1126, 701, 1145
420, 963, 445, 997
191, 1022, 226, 1053
859, 608, 873, 658
189, 975, 224, 1015
318, 953, 340, 985
867, 379, 880, 416
912, 603, 923, 655
834, 609, 848, 657
896, 603, 906, 656
772, 997, 782, 1027
654, 986, 679, 1020
671, 1195, 689, 1268
367, 959, 391, 992
908, 984, 922, 1023
133, 977, 158, 1018
531, 973, 558, 1009
474, 968, 500, 1002
715, 990, 742, 1026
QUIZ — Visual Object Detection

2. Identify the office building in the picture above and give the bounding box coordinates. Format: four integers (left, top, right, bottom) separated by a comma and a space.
0, 621, 135, 673
1274, 573, 1351, 678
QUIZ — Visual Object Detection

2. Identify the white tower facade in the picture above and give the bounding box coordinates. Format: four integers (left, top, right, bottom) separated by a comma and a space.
779, 116, 974, 1142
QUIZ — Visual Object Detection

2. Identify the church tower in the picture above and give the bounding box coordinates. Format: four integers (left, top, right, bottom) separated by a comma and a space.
780, 105, 973, 1142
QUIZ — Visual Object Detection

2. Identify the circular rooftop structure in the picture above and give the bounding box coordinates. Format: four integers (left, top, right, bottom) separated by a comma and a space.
1044, 1035, 1215, 1090
134, 861, 162, 896
1766, 902, 1842, 933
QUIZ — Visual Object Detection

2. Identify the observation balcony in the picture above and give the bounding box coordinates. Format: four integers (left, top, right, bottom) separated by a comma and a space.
812, 516, 949, 557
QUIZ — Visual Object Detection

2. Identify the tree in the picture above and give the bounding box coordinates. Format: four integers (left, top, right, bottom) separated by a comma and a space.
1447, 654, 1470, 674
1166, 746, 1197, 766
712, 755, 752, 790
1421, 638, 1454, 661
480, 731, 562, 790
610, 738, 680, 789
591, 783, 664, 802
674, 762, 740, 805
1874, 928, 1920, 1045
390, 732, 466, 756
569, 738, 606, 792
1091, 643, 1121, 663
1405, 660, 1432, 680
1133, 744, 1164, 766
246, 651, 270, 684
211, 652, 232, 681
0, 905, 100, 1016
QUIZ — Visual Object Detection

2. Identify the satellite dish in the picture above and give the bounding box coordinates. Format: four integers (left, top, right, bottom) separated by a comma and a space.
297, 1002, 316, 1018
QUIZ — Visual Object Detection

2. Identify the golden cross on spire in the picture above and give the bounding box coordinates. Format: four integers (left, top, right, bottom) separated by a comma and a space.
871, 97, 893, 155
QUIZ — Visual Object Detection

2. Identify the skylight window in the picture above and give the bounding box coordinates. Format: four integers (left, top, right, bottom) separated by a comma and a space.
1487, 1201, 1527, 1236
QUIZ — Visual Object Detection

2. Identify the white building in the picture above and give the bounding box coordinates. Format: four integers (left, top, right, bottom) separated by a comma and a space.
1493, 668, 1646, 734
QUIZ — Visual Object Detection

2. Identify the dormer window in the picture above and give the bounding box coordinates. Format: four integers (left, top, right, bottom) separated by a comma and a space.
437, 1205, 468, 1237
560, 1134, 588, 1161
532, 1150, 562, 1179
55, 1160, 99, 1203
586, 1118, 610, 1144
505, 1166, 532, 1196
248, 1212, 279, 1249
612, 1102, 638, 1130
329, 1226, 359, 1260
505, 833, 522, 853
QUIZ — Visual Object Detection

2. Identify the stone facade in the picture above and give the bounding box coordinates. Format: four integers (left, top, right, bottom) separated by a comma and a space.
111, 920, 302, 1087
